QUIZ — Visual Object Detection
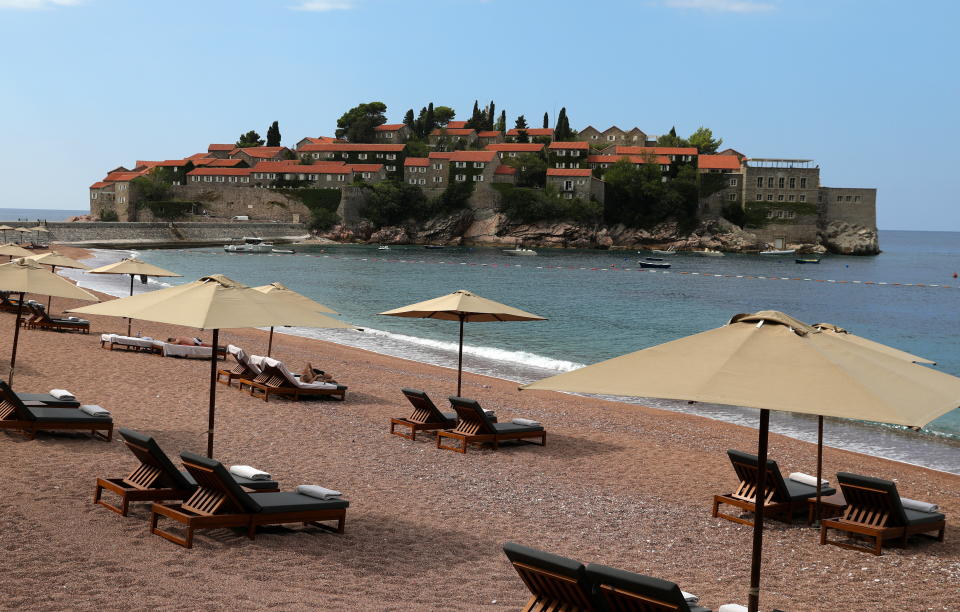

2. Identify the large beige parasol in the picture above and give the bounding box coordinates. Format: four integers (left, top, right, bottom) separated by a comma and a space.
87, 257, 182, 336
0, 226, 15, 243
252, 282, 338, 356
0, 243, 34, 261
812, 322, 935, 365
522, 310, 960, 612
0, 258, 99, 385
27, 251, 92, 313
379, 289, 546, 395
69, 274, 355, 456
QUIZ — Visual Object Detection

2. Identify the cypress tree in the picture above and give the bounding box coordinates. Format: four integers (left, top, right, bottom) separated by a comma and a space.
403, 108, 415, 130
543, 112, 549, 129
487, 101, 495, 131
514, 115, 529, 143
496, 110, 506, 132
425, 103, 435, 135
266, 121, 281, 147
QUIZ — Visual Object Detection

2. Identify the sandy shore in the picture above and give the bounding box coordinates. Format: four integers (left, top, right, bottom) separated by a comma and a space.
1, 250, 958, 611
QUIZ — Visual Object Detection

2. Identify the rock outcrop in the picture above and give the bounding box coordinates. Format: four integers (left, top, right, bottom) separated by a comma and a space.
818, 221, 880, 255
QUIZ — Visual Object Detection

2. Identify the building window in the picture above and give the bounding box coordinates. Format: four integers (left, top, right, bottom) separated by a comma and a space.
778, 177, 785, 188
385, 133, 393, 139
563, 193, 574, 199
433, 163, 443, 170
455, 174, 466, 182
767, 194, 773, 201
192, 176, 199, 182
767, 177, 774, 188
338, 175, 346, 181
756, 176, 763, 188
756, 193, 762, 201
419, 178, 426, 185
787, 211, 796, 219
326, 175, 332, 182
591, 134, 598, 139
358, 154, 368, 160
386, 154, 396, 160
409, 179, 417, 185
91, 192, 98, 199
472, 175, 484, 182
473, 162, 484, 169
557, 162, 565, 169
798, 194, 805, 202
556, 150, 566, 156
241, 177, 248, 183
729, 178, 738, 186
508, 152, 517, 158
767, 210, 775, 219
342, 153, 349, 159
204, 176, 212, 182
563, 180, 574, 190
607, 135, 615, 141
818, 194, 823, 202
854, 195, 861, 202
571, 150, 579, 157
433, 176, 443, 183
728, 193, 737, 201
313, 153, 319, 159
845, 195, 852, 201
789, 177, 796, 188
455, 161, 466, 168
362, 172, 371, 179
327, 153, 336, 159
375, 153, 383, 159
800, 178, 807, 188
837, 195, 843, 201
788, 195, 795, 202
385, 165, 396, 172
777, 210, 784, 218
777, 194, 784, 201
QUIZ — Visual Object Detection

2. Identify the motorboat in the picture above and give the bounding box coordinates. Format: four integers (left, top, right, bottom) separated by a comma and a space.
271, 248, 295, 254
639, 259, 671, 269
502, 247, 538, 256
424, 245, 445, 250
760, 249, 796, 256
224, 237, 273, 253
795, 256, 821, 264
692, 248, 724, 257
649, 246, 677, 255
377, 245, 390, 251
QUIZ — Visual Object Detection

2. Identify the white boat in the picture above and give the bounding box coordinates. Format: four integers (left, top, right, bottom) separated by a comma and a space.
649, 246, 677, 255
271, 248, 295, 254
692, 248, 724, 257
760, 249, 796, 255
377, 245, 390, 251
224, 237, 273, 253
502, 248, 538, 256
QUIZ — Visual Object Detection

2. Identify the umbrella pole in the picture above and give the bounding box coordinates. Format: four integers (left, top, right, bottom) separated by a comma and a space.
46, 265, 56, 313
207, 328, 219, 458
748, 408, 770, 612
815, 415, 824, 524
267, 326, 274, 357
127, 275, 134, 337
8, 292, 25, 386
457, 314, 464, 396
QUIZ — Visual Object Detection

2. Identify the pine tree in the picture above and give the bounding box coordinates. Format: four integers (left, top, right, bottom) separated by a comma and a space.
543, 112, 549, 129
236, 130, 264, 148
403, 109, 415, 130
266, 121, 281, 147
514, 115, 529, 143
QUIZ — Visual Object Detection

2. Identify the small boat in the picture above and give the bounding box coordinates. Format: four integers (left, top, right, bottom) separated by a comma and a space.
502, 248, 538, 256
639, 259, 671, 269
224, 237, 273, 253
795, 257, 821, 264
377, 245, 390, 251
692, 248, 724, 257
271, 248, 295, 254
760, 249, 796, 256
424, 245, 445, 250
650, 246, 677, 255
645, 257, 665, 262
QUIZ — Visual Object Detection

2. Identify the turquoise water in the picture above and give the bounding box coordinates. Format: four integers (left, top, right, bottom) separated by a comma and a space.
64, 230, 960, 473
0, 207, 87, 222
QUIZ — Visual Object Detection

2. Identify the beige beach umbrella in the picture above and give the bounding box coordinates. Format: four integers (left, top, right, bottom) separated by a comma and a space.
87, 257, 182, 336
812, 322, 935, 365
27, 251, 92, 313
0, 258, 99, 385
13, 227, 31, 243
521, 310, 960, 612
252, 282, 338, 356
69, 274, 355, 457
379, 289, 546, 395
0, 243, 34, 261
0, 226, 15, 243
29, 226, 49, 243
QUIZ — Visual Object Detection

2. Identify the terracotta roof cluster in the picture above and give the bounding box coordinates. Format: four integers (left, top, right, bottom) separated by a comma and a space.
611, 146, 698, 156
485, 143, 545, 152
477, 131, 501, 138
404, 157, 430, 167
448, 151, 497, 163
299, 143, 405, 153
231, 146, 287, 158
104, 170, 147, 182
348, 164, 385, 172
494, 165, 517, 175
428, 152, 454, 160
430, 128, 476, 136
374, 124, 405, 132
207, 144, 234, 151
187, 168, 253, 177
446, 121, 468, 129
249, 160, 310, 173
192, 158, 246, 167
698, 155, 743, 170
89, 181, 111, 189
548, 141, 589, 150
547, 168, 592, 177
506, 128, 554, 137
299, 136, 341, 145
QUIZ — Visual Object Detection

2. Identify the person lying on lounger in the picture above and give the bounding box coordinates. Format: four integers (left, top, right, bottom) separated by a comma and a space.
301, 362, 336, 383
167, 336, 214, 347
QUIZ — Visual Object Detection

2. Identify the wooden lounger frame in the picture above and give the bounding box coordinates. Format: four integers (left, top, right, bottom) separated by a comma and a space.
594, 584, 682, 611
712, 456, 800, 527
436, 399, 546, 454
0, 400, 112, 441
216, 352, 258, 387
95, 437, 193, 516
389, 389, 455, 441
150, 457, 345, 549
511, 561, 594, 612
238, 365, 346, 402
24, 303, 89, 334
820, 481, 946, 555
99, 336, 163, 354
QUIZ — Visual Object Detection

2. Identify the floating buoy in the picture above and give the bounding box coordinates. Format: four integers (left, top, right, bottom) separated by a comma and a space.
953, 272, 958, 279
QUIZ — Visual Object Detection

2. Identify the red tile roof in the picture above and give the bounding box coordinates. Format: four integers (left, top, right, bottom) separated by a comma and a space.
506, 128, 554, 137
477, 131, 502, 138
249, 160, 310, 173
137, 159, 191, 168
547, 168, 592, 177
494, 165, 517, 175
698, 155, 742, 170
430, 128, 476, 136
428, 152, 454, 159
485, 143, 545, 152
299, 143, 405, 152
374, 124, 405, 132
349, 164, 385, 172
587, 155, 670, 165
186, 153, 210, 160
548, 141, 589, 150
448, 150, 498, 163
446, 121, 468, 129
193, 158, 246, 167
277, 167, 351, 176
89, 181, 111, 189
232, 146, 287, 158
404, 157, 430, 167
104, 170, 147, 182
611, 146, 698, 156
299, 136, 340, 146
208, 144, 234, 151
187, 168, 253, 176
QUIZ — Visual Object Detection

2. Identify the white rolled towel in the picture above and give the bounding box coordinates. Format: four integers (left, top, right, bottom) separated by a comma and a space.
718, 605, 748, 612
67, 316, 80, 321
79, 404, 110, 417
681, 591, 699, 604
229, 465, 272, 481
789, 472, 830, 488
512, 418, 541, 427
900, 497, 939, 513
49, 389, 76, 401
100, 333, 116, 342
296, 485, 342, 500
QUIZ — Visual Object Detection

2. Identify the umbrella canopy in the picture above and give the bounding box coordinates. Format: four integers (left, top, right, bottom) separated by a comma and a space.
379, 289, 545, 395
812, 322, 935, 365
0, 243, 34, 259
253, 282, 339, 356
521, 310, 960, 612
87, 257, 182, 336
27, 251, 90, 270
0, 226, 14, 242
0, 258, 99, 385
29, 226, 49, 232
69, 274, 355, 456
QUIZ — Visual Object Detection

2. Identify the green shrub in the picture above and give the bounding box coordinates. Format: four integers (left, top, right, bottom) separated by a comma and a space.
277, 188, 343, 229
99, 209, 118, 222
360, 181, 428, 226
495, 184, 600, 224
429, 180, 474, 216
309, 207, 340, 231
145, 201, 196, 219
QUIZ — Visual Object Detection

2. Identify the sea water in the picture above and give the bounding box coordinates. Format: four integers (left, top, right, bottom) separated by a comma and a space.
61, 230, 960, 473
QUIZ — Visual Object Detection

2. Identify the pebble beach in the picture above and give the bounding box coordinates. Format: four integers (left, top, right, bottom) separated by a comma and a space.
1, 247, 958, 611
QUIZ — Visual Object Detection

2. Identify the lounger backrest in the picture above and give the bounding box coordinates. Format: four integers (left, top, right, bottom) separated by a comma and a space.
585, 563, 692, 612
118, 428, 193, 490
180, 451, 262, 513
727, 449, 790, 502
448, 397, 498, 435
503, 542, 595, 611
836, 472, 908, 527
401, 388, 449, 424
0, 380, 35, 421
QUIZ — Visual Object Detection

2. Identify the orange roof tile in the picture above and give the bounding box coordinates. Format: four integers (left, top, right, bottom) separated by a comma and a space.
547, 168, 592, 177
485, 143, 545, 152
404, 157, 430, 167
299, 143, 405, 153
232, 146, 287, 158
374, 124, 405, 132
104, 170, 147, 182
548, 141, 589, 150
494, 165, 517, 175
348, 164, 385, 172
207, 144, 234, 151
193, 158, 245, 167
276, 167, 351, 176
249, 160, 311, 172
477, 131, 502, 138
698, 155, 742, 170
612, 146, 698, 156
506, 128, 554, 137
428, 152, 454, 159
448, 151, 498, 163
187, 168, 253, 176
89, 181, 111, 189
446, 121, 468, 129
587, 155, 670, 165
430, 128, 476, 136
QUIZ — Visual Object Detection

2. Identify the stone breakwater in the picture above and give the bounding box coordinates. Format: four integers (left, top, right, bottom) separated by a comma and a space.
7, 221, 309, 248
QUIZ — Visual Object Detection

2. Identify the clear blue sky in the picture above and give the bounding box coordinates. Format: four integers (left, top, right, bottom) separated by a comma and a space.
1, 0, 956, 230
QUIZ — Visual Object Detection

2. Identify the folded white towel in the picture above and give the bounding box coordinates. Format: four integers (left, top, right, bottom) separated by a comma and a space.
67, 316, 80, 321
900, 497, 939, 513
718, 605, 748, 612
296, 484, 342, 500
79, 404, 110, 417
49, 389, 76, 401
100, 333, 115, 342
512, 418, 541, 427
229, 465, 271, 481
681, 591, 699, 604
789, 472, 830, 489
227, 344, 242, 356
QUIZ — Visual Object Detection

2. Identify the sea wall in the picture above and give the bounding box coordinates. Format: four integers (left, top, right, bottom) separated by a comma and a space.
10, 222, 309, 248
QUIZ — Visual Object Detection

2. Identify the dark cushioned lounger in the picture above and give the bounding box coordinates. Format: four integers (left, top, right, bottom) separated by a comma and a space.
95, 428, 280, 516
150, 451, 348, 548
712, 449, 835, 527
503, 542, 594, 611
15, 392, 81, 408
436, 397, 545, 453
389, 388, 457, 441
585, 563, 711, 612
820, 471, 945, 555
0, 380, 111, 441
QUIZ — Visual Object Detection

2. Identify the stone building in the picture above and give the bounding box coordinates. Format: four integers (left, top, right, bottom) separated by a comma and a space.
206, 144, 234, 159
506, 127, 553, 142
295, 136, 340, 150
698, 154, 744, 218
546, 168, 604, 203
297, 143, 405, 180
187, 167, 254, 187
229, 146, 291, 167
547, 141, 589, 169
404, 157, 430, 187
447, 150, 499, 185
577, 126, 647, 147
427, 128, 477, 150
476, 130, 504, 147
484, 142, 545, 160
373, 124, 412, 143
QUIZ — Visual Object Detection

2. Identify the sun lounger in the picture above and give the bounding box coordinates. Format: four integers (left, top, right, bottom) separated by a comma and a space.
161, 342, 226, 360
712, 449, 836, 527
0, 292, 23, 313
95, 428, 279, 517
436, 397, 545, 453
23, 302, 89, 333
239, 358, 347, 402
820, 472, 946, 555
389, 388, 457, 441
99, 333, 164, 354
0, 381, 82, 408
585, 563, 711, 612
0, 380, 112, 441
216, 345, 261, 386
149, 451, 348, 548
503, 542, 596, 611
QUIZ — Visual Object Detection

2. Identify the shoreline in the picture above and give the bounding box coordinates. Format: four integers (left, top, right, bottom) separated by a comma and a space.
2, 253, 958, 610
